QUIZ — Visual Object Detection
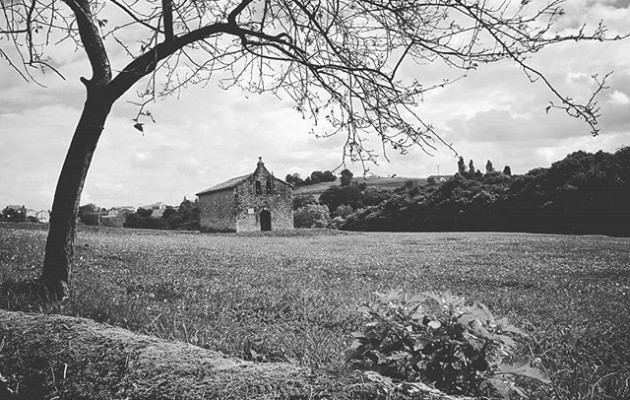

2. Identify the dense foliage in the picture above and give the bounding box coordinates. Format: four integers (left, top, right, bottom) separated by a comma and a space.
124, 198, 199, 230
292, 194, 320, 211
1, 206, 26, 222
293, 204, 331, 228
77, 204, 106, 226
348, 291, 549, 398
340, 148, 630, 236
319, 184, 391, 216
285, 170, 337, 187
340, 169, 354, 186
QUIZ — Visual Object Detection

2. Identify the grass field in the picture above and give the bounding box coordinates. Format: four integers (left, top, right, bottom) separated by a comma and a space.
1, 223, 629, 399
293, 175, 427, 198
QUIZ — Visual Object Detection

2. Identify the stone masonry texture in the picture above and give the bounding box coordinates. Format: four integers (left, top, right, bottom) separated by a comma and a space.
197, 160, 293, 232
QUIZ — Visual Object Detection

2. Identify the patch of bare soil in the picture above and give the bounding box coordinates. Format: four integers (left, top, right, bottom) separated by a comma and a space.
0, 310, 468, 400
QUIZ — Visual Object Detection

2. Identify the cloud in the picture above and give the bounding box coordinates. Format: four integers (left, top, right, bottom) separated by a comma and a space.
457, 103, 598, 141
1, 2, 629, 211
609, 90, 630, 105
0, 104, 78, 210
552, 0, 630, 33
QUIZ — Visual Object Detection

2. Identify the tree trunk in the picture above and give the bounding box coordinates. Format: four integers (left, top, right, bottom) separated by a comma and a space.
41, 87, 113, 300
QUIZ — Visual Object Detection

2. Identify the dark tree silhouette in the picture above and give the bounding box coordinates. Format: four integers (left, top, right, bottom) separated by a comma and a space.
340, 169, 354, 186
310, 171, 324, 184
0, 0, 622, 298
285, 173, 304, 186
458, 157, 467, 176
322, 170, 336, 182
486, 160, 494, 174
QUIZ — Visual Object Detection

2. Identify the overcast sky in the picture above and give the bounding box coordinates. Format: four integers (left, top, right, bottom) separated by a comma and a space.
1, 0, 629, 211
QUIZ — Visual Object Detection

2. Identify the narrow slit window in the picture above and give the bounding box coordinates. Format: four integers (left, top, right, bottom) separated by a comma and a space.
255, 181, 262, 195
266, 180, 272, 194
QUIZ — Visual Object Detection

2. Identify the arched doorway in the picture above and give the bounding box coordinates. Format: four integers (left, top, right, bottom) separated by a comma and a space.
260, 210, 272, 231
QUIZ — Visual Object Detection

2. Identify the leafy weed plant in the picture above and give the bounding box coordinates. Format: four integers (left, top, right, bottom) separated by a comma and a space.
347, 290, 549, 398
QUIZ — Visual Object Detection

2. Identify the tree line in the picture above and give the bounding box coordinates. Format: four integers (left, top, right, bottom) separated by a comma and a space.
297, 148, 630, 236
285, 169, 354, 187
78, 198, 199, 231
22, 148, 630, 237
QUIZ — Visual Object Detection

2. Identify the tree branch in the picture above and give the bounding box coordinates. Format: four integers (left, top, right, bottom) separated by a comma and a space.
109, 0, 161, 33
62, 0, 111, 87
106, 22, 237, 100
454, 1, 608, 135
227, 0, 255, 24
162, 0, 174, 43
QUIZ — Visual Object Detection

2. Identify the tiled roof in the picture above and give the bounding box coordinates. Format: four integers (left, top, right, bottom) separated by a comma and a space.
196, 174, 251, 196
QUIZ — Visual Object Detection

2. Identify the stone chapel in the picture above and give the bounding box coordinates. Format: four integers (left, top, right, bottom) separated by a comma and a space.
196, 158, 294, 232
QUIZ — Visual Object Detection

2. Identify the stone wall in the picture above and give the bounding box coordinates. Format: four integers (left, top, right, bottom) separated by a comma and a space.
233, 169, 293, 232
197, 160, 294, 233
198, 190, 236, 232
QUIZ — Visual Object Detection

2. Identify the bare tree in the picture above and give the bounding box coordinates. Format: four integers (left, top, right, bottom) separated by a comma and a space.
1, 0, 624, 299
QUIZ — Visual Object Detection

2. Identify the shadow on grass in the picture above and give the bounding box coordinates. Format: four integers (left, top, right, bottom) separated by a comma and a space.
0, 278, 50, 313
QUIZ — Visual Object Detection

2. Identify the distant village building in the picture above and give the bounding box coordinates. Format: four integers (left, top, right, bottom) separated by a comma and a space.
139, 202, 167, 211
1, 206, 49, 223
100, 207, 134, 227
35, 210, 50, 223
196, 158, 293, 232
428, 175, 451, 183
134, 202, 169, 220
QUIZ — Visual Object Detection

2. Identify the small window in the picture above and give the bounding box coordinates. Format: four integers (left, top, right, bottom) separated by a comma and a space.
255, 181, 262, 195
266, 180, 272, 194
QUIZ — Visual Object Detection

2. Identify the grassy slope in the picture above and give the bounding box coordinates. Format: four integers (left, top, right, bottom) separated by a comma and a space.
293, 176, 427, 197
1, 224, 629, 399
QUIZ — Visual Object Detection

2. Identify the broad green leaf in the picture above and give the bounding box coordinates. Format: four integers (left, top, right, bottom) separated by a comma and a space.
497, 360, 551, 384
428, 320, 441, 329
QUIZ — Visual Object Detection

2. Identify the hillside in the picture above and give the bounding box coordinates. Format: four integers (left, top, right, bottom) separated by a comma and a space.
340, 148, 630, 236
293, 175, 427, 197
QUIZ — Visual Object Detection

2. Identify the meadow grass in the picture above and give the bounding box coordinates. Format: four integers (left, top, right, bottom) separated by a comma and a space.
1, 222, 629, 399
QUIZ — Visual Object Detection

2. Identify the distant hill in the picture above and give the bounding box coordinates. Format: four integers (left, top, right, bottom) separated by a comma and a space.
293, 176, 427, 198
340, 148, 630, 236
